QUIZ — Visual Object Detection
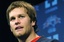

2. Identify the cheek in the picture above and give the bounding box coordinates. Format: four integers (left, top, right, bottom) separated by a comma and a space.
10, 22, 14, 26
21, 19, 32, 29
21, 17, 31, 24
22, 20, 31, 27
10, 22, 15, 30
10, 25, 15, 33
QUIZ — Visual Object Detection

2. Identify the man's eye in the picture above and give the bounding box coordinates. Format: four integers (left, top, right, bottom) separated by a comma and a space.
10, 17, 15, 21
19, 15, 25, 18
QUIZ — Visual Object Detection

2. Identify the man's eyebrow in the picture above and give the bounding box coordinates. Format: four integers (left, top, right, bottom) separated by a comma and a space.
19, 13, 26, 15
9, 16, 15, 19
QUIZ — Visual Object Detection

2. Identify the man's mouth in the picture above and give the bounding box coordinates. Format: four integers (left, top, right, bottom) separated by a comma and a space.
15, 26, 23, 30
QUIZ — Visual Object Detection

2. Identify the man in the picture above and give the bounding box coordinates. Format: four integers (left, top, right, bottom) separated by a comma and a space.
6, 1, 59, 42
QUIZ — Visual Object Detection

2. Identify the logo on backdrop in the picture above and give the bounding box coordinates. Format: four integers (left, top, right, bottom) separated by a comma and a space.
43, 15, 61, 40
45, 0, 58, 14
43, 15, 61, 33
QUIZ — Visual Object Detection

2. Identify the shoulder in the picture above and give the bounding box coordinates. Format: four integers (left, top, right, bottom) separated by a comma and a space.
37, 36, 59, 42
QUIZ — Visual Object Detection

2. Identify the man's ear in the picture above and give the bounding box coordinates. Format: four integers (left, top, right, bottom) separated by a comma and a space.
31, 21, 36, 27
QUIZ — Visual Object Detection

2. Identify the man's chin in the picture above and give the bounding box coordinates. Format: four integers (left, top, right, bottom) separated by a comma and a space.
15, 33, 23, 37
14, 31, 24, 36
15, 33, 29, 40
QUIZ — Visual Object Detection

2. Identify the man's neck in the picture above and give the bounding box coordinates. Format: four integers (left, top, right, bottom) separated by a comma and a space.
17, 30, 39, 42
26, 33, 39, 42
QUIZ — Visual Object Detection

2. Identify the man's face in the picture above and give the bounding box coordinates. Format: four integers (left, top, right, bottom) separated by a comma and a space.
9, 7, 35, 37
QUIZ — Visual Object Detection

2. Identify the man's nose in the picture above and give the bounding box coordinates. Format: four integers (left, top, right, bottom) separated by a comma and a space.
15, 18, 20, 25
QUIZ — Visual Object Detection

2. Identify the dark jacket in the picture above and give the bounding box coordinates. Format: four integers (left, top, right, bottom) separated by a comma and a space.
37, 36, 59, 42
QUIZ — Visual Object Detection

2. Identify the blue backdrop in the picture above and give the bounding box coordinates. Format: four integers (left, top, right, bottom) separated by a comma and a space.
34, 0, 64, 42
